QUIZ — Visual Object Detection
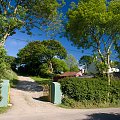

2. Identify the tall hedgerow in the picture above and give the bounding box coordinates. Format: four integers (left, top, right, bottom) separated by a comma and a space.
59, 77, 120, 108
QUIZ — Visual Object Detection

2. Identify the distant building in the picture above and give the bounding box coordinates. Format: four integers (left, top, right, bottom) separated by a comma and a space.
60, 71, 82, 77
87, 62, 120, 74
53, 71, 82, 82
87, 62, 98, 74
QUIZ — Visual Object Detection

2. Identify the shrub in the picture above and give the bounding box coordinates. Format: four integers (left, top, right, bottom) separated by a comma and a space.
59, 77, 120, 108
0, 47, 7, 101
0, 47, 18, 88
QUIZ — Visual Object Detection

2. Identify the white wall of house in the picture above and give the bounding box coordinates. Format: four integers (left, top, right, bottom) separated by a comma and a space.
87, 62, 98, 74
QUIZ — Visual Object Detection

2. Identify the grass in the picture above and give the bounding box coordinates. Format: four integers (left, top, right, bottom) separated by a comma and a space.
31, 76, 52, 85
60, 102, 120, 109
60, 96, 120, 109
10, 79, 19, 88
0, 107, 9, 114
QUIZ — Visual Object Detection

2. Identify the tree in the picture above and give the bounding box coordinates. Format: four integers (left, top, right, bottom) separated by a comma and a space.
65, 54, 79, 72
79, 55, 93, 66
0, 0, 63, 46
116, 46, 120, 59
17, 40, 67, 75
51, 58, 69, 74
65, 0, 120, 84
5, 56, 17, 71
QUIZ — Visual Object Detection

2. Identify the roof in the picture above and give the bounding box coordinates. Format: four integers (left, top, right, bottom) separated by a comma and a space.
60, 72, 80, 77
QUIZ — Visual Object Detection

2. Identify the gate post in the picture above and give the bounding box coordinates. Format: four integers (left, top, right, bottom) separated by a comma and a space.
0, 80, 10, 107
51, 82, 62, 104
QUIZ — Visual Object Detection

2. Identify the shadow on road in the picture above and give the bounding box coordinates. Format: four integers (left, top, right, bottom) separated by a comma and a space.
16, 81, 43, 92
84, 113, 120, 120
33, 96, 49, 102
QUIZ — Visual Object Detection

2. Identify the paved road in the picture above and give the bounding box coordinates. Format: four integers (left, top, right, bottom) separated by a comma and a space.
0, 76, 120, 120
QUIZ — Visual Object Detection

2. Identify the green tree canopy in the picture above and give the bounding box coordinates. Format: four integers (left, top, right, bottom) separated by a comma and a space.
65, 0, 120, 83
0, 0, 63, 45
18, 40, 67, 63
17, 40, 67, 75
51, 58, 69, 74
79, 55, 93, 66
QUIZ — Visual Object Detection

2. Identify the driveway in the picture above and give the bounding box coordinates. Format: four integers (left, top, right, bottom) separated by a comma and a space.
0, 76, 120, 120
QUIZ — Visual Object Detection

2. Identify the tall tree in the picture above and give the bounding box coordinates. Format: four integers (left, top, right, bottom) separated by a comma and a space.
17, 40, 67, 75
0, 0, 63, 46
65, 0, 120, 84
79, 55, 93, 66
65, 54, 79, 72
51, 58, 69, 74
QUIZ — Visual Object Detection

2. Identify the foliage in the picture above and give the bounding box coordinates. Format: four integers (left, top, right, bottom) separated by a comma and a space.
65, 0, 120, 76
0, 47, 9, 79
51, 58, 69, 74
0, 47, 18, 100
0, 0, 63, 45
0, 107, 9, 114
110, 61, 120, 68
5, 56, 17, 71
0, 47, 18, 88
41, 40, 67, 60
79, 55, 93, 66
17, 40, 67, 76
116, 46, 120, 59
59, 77, 120, 108
65, 54, 79, 71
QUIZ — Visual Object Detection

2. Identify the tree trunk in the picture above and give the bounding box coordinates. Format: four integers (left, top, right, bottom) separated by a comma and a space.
49, 61, 53, 73
106, 53, 111, 101
0, 33, 9, 47
106, 53, 111, 86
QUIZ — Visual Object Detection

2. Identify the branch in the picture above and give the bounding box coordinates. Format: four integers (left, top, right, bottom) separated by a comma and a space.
106, 34, 115, 53
1, 0, 7, 14
14, 0, 21, 14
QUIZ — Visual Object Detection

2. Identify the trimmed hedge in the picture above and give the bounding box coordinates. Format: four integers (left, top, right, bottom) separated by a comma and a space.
59, 77, 120, 105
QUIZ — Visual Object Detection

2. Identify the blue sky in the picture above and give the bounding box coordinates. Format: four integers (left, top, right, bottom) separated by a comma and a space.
4, 0, 119, 61
4, 0, 93, 60
5, 30, 92, 60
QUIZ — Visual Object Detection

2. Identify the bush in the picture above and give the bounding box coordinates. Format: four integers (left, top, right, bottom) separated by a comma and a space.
59, 77, 120, 108
0, 47, 18, 88
0, 47, 7, 101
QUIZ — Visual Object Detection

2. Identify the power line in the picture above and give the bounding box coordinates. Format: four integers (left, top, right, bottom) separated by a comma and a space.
8, 37, 92, 54
8, 37, 119, 57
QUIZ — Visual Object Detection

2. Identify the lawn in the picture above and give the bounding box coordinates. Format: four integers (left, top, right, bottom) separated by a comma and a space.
31, 76, 52, 85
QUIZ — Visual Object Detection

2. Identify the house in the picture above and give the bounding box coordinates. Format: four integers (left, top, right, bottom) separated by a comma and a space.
87, 62, 120, 74
53, 71, 82, 82
87, 62, 98, 74
78, 64, 86, 74
108, 67, 119, 73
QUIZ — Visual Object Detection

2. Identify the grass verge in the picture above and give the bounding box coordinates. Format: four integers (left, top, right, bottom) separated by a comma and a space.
31, 76, 52, 85
0, 107, 9, 114
60, 96, 120, 109
10, 78, 19, 88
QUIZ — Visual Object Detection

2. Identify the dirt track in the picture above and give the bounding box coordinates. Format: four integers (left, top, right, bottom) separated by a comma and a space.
0, 76, 120, 120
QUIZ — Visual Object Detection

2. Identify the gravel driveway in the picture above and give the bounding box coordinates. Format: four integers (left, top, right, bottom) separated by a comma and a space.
0, 76, 120, 120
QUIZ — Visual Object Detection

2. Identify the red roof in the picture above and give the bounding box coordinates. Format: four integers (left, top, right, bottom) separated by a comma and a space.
60, 71, 82, 77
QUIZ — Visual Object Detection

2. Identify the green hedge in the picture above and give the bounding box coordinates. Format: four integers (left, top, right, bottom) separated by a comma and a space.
59, 77, 120, 106
0, 80, 2, 101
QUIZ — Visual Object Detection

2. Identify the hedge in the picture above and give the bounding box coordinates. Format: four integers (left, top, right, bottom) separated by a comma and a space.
0, 80, 2, 101
59, 77, 120, 105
